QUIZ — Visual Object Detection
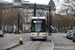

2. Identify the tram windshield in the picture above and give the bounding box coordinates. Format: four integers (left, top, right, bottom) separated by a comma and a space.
31, 19, 46, 32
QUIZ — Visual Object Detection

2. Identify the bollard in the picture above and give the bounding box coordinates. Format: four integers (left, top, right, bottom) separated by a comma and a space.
20, 32, 21, 34
19, 37, 23, 44
19, 30, 23, 44
57, 31, 58, 33
47, 32, 48, 36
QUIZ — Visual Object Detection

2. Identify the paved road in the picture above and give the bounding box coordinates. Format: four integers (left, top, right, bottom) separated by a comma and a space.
52, 33, 75, 50
0, 33, 30, 50
0, 33, 52, 50
12, 36, 52, 50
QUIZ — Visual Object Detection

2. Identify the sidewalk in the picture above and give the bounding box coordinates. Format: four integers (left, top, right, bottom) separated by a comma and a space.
4, 33, 30, 37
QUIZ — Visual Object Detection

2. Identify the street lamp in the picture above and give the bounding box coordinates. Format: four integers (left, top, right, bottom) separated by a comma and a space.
0, 9, 2, 30
34, 3, 36, 17
49, 6, 52, 36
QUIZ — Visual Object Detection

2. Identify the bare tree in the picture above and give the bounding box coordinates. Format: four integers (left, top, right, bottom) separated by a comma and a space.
0, 1, 6, 30
55, 0, 75, 30
56, 0, 75, 16
2, 8, 25, 25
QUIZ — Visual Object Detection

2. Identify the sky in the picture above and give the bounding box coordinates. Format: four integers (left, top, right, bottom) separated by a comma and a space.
3, 0, 51, 4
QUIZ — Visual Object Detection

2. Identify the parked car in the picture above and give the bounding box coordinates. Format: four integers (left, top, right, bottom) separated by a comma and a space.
66, 30, 73, 38
72, 33, 75, 42
67, 30, 75, 39
0, 30, 4, 37
7, 30, 13, 33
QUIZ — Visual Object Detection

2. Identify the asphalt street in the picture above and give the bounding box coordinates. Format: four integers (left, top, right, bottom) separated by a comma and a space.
0, 33, 30, 50
12, 37, 52, 50
0, 33, 52, 50
52, 33, 75, 50
0, 33, 75, 50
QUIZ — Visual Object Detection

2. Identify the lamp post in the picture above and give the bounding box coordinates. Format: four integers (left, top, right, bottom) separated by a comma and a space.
18, 13, 20, 34
34, 3, 36, 17
47, 12, 49, 35
0, 9, 2, 30
47, 12, 48, 26
49, 6, 52, 36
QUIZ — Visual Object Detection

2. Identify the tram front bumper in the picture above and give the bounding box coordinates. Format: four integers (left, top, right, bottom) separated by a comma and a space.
31, 36, 47, 39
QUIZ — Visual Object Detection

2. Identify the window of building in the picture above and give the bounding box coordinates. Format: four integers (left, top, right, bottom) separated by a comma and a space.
26, 17, 28, 22
29, 18, 31, 21
32, 9, 34, 12
32, 14, 34, 17
26, 14, 28, 16
26, 9, 28, 12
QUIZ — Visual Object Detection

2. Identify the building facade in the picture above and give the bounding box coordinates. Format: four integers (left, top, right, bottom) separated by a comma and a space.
2, 0, 56, 33
22, 0, 56, 32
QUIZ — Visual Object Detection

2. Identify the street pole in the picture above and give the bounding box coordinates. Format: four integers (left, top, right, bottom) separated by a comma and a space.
47, 13, 48, 26
74, 18, 75, 30
47, 12, 49, 35
18, 13, 20, 34
49, 6, 52, 36
34, 3, 36, 17
18, 13, 23, 44
0, 9, 2, 30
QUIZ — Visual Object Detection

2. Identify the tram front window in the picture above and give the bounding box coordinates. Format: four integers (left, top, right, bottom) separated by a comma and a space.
31, 20, 46, 32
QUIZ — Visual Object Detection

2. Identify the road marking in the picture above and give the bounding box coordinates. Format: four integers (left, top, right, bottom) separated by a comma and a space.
50, 36, 54, 50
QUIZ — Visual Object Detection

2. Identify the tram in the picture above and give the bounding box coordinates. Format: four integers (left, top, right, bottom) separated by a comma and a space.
30, 17, 47, 40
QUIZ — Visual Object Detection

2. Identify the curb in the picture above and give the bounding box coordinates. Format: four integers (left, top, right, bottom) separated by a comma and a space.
50, 36, 54, 50
2, 43, 19, 50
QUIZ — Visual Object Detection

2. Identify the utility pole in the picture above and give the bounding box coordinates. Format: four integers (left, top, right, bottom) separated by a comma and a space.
0, 9, 2, 30
34, 3, 36, 17
18, 13, 20, 34
47, 12, 49, 35
49, 6, 52, 36
47, 13, 48, 26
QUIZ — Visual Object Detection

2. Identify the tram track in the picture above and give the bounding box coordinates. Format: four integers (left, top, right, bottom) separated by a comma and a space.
36, 40, 43, 50
10, 37, 52, 50
1, 36, 52, 50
